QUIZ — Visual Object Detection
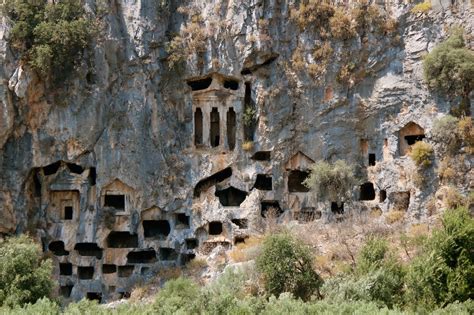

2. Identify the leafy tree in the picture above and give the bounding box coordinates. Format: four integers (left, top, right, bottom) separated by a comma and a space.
3, 0, 95, 82
423, 29, 474, 116
304, 160, 356, 203
405, 207, 474, 309
256, 233, 323, 301
153, 277, 200, 314
0, 235, 54, 307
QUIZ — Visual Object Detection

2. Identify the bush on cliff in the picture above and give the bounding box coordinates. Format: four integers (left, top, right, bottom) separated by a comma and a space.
2, 0, 95, 82
0, 235, 54, 307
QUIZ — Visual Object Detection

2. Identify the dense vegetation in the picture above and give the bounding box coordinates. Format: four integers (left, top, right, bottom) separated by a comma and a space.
2, 0, 95, 82
423, 29, 474, 116
0, 207, 472, 314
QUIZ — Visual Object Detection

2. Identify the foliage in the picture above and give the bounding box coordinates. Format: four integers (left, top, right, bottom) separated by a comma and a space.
411, 1, 432, 14
0, 235, 54, 307
152, 277, 200, 314
290, 0, 335, 35
304, 160, 356, 203
242, 141, 254, 151
3, 0, 95, 82
329, 8, 356, 40
256, 233, 323, 301
243, 106, 257, 127
431, 115, 461, 154
405, 207, 474, 309
457, 116, 474, 153
409, 141, 433, 167
423, 29, 474, 115
0, 297, 59, 315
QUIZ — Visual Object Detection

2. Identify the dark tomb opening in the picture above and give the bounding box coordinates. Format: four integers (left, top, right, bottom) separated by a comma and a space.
244, 82, 255, 141
33, 170, 42, 197
379, 190, 387, 202
227, 107, 236, 150
251, 151, 271, 161
104, 194, 125, 210
194, 108, 203, 146
186, 238, 198, 249
234, 236, 248, 245
254, 174, 272, 190
43, 161, 61, 176
405, 135, 425, 145
74, 243, 103, 259
223, 79, 239, 90
181, 253, 196, 265
86, 292, 102, 303
67, 163, 84, 174
261, 201, 283, 218
176, 213, 190, 228
360, 182, 376, 201
194, 167, 232, 198
210, 107, 220, 147
331, 202, 344, 214
102, 264, 117, 274
127, 249, 157, 264
159, 248, 178, 261
215, 187, 247, 207
77, 266, 94, 280
64, 206, 73, 220
288, 170, 310, 193
117, 265, 134, 277
60, 285, 73, 298
49, 241, 69, 256
118, 292, 131, 299
209, 221, 223, 235
187, 77, 212, 91
143, 220, 171, 238
369, 153, 376, 166
59, 263, 73, 275
89, 167, 96, 186
231, 218, 248, 229
107, 232, 138, 248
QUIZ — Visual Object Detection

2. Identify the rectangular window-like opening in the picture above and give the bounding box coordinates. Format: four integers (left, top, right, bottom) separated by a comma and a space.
288, 170, 310, 193
254, 174, 272, 190
227, 107, 236, 150
104, 194, 125, 210
102, 264, 117, 274
194, 108, 203, 146
64, 206, 73, 220
117, 265, 134, 277
368, 153, 376, 166
60, 263, 73, 275
60, 285, 74, 298
231, 218, 248, 229
186, 238, 198, 249
86, 292, 102, 303
331, 202, 344, 214
78, 266, 94, 280
175, 213, 190, 228
210, 108, 220, 147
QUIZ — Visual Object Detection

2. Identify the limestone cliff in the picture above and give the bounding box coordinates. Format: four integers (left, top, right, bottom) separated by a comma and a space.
0, 0, 472, 303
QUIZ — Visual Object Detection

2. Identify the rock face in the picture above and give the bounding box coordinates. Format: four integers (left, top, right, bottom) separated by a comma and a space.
0, 0, 473, 303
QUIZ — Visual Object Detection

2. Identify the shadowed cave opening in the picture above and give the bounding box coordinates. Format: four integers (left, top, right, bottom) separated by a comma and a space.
194, 108, 203, 146
175, 213, 190, 228
261, 201, 283, 218
118, 265, 134, 277
102, 264, 117, 274
187, 77, 212, 91
186, 238, 198, 249
127, 249, 157, 264
209, 221, 223, 235
288, 170, 310, 193
89, 167, 96, 186
64, 206, 73, 220
181, 253, 196, 265
60, 285, 73, 298
159, 248, 178, 261
231, 218, 248, 229
251, 151, 271, 161
194, 167, 232, 198
107, 232, 138, 248
86, 292, 102, 303
49, 241, 69, 256
360, 182, 376, 201
67, 163, 84, 174
143, 220, 171, 238
215, 186, 247, 207
380, 190, 387, 202
405, 135, 425, 145
77, 266, 94, 280
227, 107, 236, 150
254, 174, 272, 190
369, 153, 376, 166
104, 194, 125, 210
210, 107, 220, 147
59, 263, 73, 275
43, 161, 61, 176
74, 243, 103, 259
223, 79, 239, 90
331, 202, 344, 214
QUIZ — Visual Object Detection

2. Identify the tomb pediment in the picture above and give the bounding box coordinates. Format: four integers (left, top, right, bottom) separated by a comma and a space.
285, 151, 315, 170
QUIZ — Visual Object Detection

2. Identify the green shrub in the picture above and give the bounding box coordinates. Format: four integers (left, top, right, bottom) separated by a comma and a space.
423, 29, 474, 116
256, 233, 323, 301
329, 8, 356, 40
0, 297, 59, 315
0, 235, 54, 307
304, 160, 356, 203
3, 0, 95, 82
152, 277, 200, 314
405, 207, 474, 310
409, 141, 433, 167
431, 115, 461, 154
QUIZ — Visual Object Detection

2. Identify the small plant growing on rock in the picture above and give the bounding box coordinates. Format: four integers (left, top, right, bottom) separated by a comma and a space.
409, 141, 433, 167
304, 160, 356, 203
411, 1, 432, 14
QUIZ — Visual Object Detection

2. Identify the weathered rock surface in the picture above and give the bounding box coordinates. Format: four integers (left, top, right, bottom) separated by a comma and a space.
0, 0, 473, 303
